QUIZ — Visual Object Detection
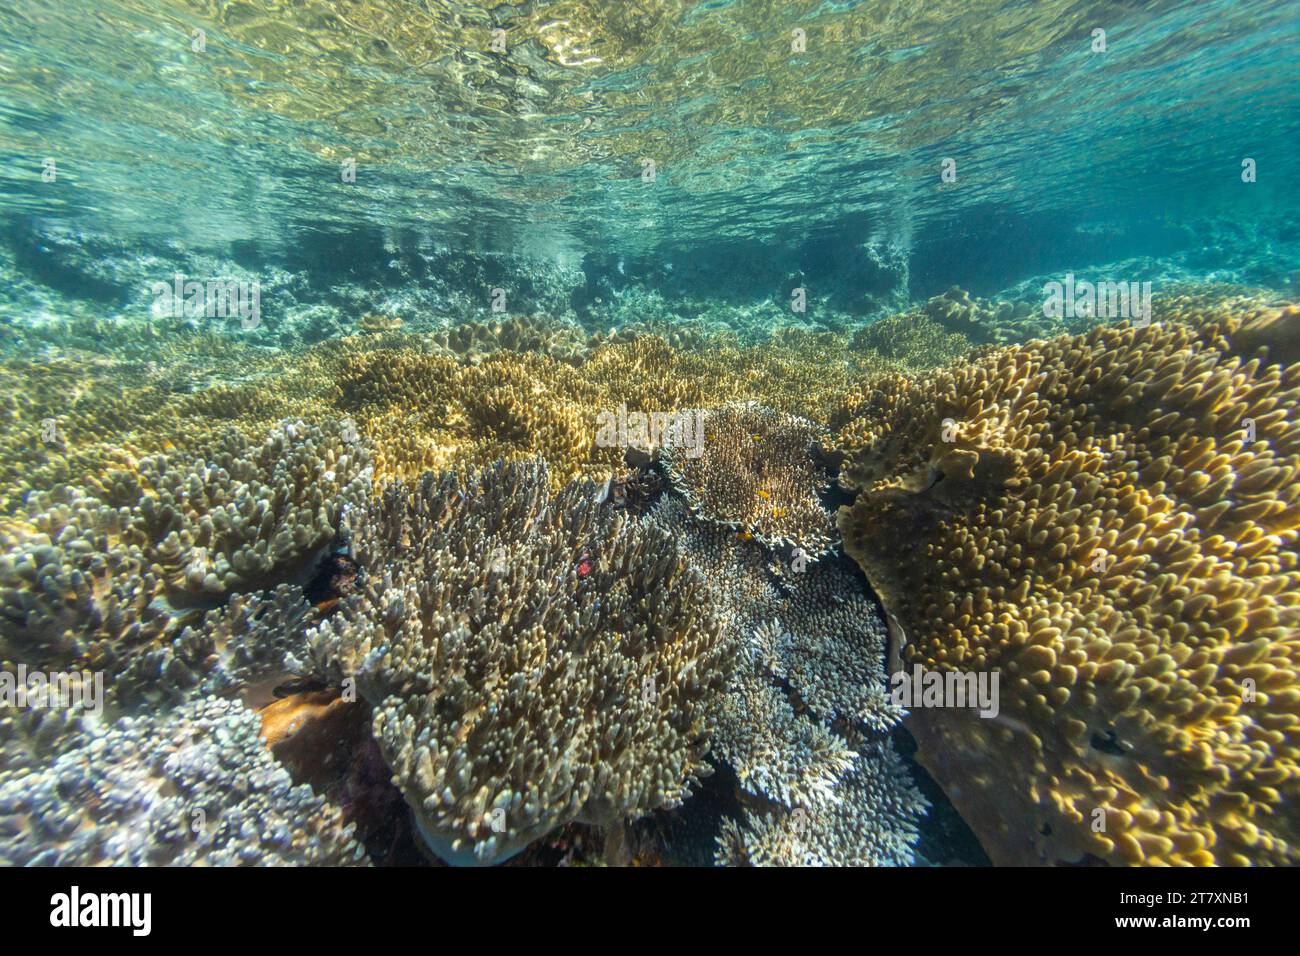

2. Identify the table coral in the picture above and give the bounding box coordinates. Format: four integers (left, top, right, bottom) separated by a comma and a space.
663, 402, 836, 558
647, 494, 926, 866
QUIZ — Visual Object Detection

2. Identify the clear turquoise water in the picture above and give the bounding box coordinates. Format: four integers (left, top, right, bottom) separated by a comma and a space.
1, 0, 1297, 293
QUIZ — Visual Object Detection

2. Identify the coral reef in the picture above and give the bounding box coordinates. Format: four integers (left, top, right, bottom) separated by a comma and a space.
434, 314, 589, 364
308, 458, 733, 865
647, 494, 927, 866
849, 310, 976, 370
837, 300, 1300, 865
663, 402, 836, 558
115, 584, 318, 708
1, 274, 1291, 867
716, 736, 927, 867
920, 286, 1041, 343
0, 696, 366, 866
0, 421, 368, 701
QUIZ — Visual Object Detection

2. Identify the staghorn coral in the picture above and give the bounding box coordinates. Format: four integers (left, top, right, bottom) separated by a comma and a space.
838, 301, 1300, 865
308, 457, 732, 865
0, 696, 367, 866
663, 402, 836, 558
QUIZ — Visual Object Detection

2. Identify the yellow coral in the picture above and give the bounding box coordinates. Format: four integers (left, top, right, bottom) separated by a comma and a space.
837, 301, 1300, 865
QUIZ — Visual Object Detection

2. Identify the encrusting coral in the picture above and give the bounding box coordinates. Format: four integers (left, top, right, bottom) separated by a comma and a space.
837, 300, 1300, 865
307, 457, 733, 865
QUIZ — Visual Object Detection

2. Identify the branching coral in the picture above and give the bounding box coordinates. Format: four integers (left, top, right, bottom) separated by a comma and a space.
837, 301, 1300, 865
1, 284, 1290, 868
114, 584, 318, 708
647, 493, 925, 866
0, 421, 369, 698
716, 736, 927, 867
308, 458, 732, 865
0, 696, 366, 866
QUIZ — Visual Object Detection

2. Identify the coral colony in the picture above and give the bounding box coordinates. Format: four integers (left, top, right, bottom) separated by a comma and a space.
0, 0, 1297, 872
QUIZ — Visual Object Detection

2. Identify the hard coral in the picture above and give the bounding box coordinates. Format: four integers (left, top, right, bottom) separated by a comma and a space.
838, 301, 1300, 865
663, 402, 836, 558
308, 458, 732, 865
0, 696, 366, 866
647, 494, 925, 866
0, 421, 369, 700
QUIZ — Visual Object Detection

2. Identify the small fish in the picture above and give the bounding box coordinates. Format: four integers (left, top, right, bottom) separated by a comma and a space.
751, 434, 763, 442
737, 530, 754, 541
756, 489, 770, 500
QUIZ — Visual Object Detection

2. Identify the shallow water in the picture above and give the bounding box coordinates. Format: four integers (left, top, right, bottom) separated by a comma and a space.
0, 1, 1297, 869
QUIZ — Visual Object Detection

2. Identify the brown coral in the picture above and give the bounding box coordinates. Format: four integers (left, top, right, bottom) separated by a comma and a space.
663, 402, 836, 557
308, 458, 732, 865
837, 302, 1300, 865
